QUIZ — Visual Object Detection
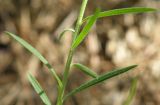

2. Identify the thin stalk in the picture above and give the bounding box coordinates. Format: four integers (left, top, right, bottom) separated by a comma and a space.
62, 0, 88, 94
56, 50, 73, 105
73, 0, 89, 41
57, 0, 89, 104
56, 86, 63, 105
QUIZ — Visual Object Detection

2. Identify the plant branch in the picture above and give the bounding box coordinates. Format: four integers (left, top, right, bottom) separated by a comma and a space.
73, 0, 89, 41
57, 0, 89, 104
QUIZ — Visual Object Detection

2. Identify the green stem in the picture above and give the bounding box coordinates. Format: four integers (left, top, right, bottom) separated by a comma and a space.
56, 0, 89, 104
56, 50, 75, 105
56, 87, 63, 105
62, 0, 88, 93
73, 0, 89, 41
56, 50, 73, 105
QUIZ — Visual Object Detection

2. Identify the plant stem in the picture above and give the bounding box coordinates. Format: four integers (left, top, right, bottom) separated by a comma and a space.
62, 0, 88, 93
73, 0, 89, 41
57, 0, 88, 104
57, 50, 73, 105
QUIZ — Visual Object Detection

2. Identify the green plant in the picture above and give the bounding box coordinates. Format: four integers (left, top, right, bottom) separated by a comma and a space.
123, 77, 138, 105
5, 0, 156, 105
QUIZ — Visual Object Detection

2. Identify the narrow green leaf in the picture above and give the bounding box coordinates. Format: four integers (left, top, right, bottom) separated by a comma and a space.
28, 73, 51, 105
5, 31, 48, 64
71, 8, 100, 50
72, 63, 98, 78
58, 28, 75, 40
123, 77, 138, 105
64, 65, 137, 100
5, 31, 62, 87
83, 7, 156, 22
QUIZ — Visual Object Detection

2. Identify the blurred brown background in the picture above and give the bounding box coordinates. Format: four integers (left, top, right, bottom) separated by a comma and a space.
0, 0, 160, 105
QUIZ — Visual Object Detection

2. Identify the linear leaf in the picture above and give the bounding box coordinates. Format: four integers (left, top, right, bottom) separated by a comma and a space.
72, 63, 98, 78
58, 28, 75, 40
5, 31, 62, 87
71, 8, 100, 50
64, 65, 137, 100
123, 77, 138, 105
28, 73, 51, 105
83, 7, 156, 22
5, 31, 48, 64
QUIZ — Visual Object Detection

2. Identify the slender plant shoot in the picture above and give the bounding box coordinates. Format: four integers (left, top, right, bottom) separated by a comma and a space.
5, 0, 156, 104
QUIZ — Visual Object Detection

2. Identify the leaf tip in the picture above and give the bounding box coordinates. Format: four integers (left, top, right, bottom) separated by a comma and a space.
129, 65, 138, 69
132, 65, 138, 68
4, 31, 10, 35
149, 8, 157, 11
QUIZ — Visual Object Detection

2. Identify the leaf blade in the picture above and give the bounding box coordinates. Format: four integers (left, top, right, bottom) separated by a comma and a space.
5, 31, 48, 64
72, 63, 98, 78
99, 7, 156, 17
58, 28, 75, 40
71, 8, 100, 50
5, 31, 62, 87
64, 65, 137, 100
28, 73, 52, 105
123, 77, 138, 105
83, 7, 156, 22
